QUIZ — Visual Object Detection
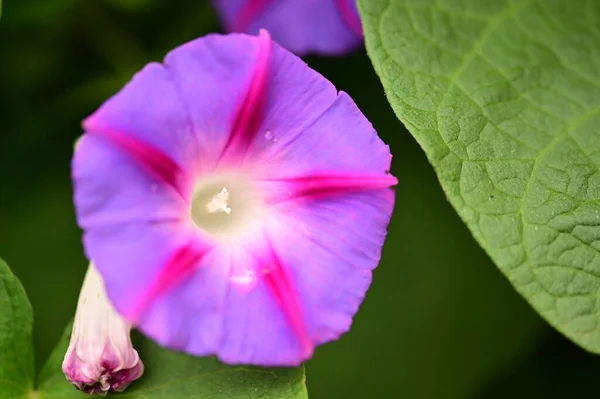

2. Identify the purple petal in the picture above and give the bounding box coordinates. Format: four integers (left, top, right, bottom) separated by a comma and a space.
82, 221, 191, 314
238, 38, 341, 162
163, 32, 342, 167
219, 30, 272, 163
264, 189, 394, 346
127, 240, 215, 323
134, 246, 231, 355
213, 0, 363, 55
83, 63, 200, 176
72, 134, 188, 229
256, 91, 393, 178
334, 0, 363, 37
227, 0, 270, 34
131, 235, 314, 365
73, 62, 198, 230
162, 33, 267, 169
86, 128, 190, 198
261, 174, 398, 203
217, 243, 310, 365
260, 243, 311, 358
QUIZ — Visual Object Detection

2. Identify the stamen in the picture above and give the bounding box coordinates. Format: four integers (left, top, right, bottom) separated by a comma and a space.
190, 174, 263, 240
206, 188, 233, 214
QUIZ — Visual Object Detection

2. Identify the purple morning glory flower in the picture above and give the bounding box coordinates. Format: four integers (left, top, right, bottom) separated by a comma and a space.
72, 31, 396, 366
212, 0, 363, 55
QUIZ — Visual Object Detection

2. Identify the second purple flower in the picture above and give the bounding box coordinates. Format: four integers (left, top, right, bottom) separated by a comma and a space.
213, 0, 363, 56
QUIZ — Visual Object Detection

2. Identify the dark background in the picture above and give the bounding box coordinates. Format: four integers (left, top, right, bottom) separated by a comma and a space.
1, 1, 599, 397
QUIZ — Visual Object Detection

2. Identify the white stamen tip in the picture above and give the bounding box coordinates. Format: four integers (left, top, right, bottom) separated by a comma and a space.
205, 187, 232, 214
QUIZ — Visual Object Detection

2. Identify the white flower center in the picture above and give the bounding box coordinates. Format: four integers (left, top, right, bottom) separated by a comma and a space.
190, 174, 262, 240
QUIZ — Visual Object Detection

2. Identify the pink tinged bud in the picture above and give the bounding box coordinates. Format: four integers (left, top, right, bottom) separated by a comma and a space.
62, 263, 144, 395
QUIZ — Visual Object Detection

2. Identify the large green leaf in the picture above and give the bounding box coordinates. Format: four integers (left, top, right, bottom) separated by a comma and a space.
0, 258, 35, 398
37, 325, 307, 399
359, 0, 600, 351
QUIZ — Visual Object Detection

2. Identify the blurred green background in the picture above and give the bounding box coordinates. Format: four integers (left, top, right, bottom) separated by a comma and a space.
1, 1, 600, 398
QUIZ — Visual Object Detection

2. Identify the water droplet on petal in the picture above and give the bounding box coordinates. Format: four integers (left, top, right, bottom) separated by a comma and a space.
264, 130, 274, 141
230, 269, 258, 290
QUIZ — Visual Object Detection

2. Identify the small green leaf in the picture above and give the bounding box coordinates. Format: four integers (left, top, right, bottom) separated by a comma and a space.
359, 0, 600, 351
37, 324, 308, 399
0, 258, 35, 398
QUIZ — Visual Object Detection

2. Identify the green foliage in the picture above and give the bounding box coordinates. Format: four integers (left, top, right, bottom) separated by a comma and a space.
0, 260, 307, 398
0, 259, 34, 398
36, 325, 307, 399
359, 0, 600, 352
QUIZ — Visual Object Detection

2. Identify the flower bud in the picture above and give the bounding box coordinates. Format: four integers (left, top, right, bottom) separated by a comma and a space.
62, 263, 144, 394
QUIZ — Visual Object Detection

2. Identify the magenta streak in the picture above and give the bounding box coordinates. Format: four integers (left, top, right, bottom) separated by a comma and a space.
231, 0, 273, 32
127, 242, 212, 323
334, 0, 363, 37
86, 126, 190, 198
219, 30, 271, 162
262, 239, 313, 356
265, 174, 398, 203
